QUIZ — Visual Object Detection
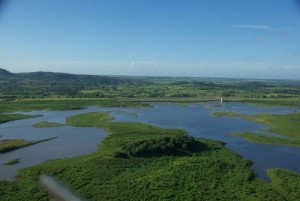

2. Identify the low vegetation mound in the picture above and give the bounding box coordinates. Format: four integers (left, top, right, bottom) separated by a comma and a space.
3, 158, 20, 166
116, 135, 204, 158
66, 112, 114, 127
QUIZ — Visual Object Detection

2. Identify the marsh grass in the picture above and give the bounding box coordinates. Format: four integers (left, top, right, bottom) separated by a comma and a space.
232, 132, 300, 147
0, 99, 152, 113
0, 137, 57, 154
215, 111, 300, 147
33, 121, 64, 128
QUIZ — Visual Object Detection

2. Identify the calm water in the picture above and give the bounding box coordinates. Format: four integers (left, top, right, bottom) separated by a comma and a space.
0, 102, 299, 181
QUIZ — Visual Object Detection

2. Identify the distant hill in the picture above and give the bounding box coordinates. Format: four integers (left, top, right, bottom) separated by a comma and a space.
0, 68, 140, 98
1, 67, 299, 100
0, 68, 131, 85
16, 71, 126, 85
0, 68, 15, 78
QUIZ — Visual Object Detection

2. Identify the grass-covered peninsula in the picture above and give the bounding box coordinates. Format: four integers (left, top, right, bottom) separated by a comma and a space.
0, 138, 57, 154
232, 132, 300, 147
0, 114, 41, 124
215, 111, 300, 147
0, 112, 299, 200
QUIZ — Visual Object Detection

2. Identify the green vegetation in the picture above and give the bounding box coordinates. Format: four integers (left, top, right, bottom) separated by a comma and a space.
0, 138, 57, 154
215, 111, 300, 147
66, 112, 114, 127
33, 121, 64, 128
0, 114, 41, 124
0, 112, 299, 200
268, 169, 300, 201
119, 135, 204, 157
0, 99, 151, 113
1, 68, 300, 107
0, 68, 133, 98
3, 158, 20, 166
214, 111, 242, 117
242, 98, 300, 107
71, 80, 300, 106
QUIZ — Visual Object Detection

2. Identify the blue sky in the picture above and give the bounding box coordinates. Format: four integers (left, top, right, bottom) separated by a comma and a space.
0, 0, 299, 79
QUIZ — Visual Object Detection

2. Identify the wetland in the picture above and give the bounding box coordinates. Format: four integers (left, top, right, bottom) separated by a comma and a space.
1, 102, 300, 200
0, 102, 299, 181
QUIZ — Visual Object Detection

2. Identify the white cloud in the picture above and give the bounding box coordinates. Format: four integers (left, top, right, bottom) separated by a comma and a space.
128, 61, 136, 68
233, 24, 295, 31
233, 25, 270, 29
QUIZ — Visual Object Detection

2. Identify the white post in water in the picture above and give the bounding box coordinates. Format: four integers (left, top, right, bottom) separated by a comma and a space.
220, 97, 223, 104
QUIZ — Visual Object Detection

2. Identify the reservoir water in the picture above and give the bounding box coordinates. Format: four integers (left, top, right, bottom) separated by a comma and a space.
0, 102, 299, 181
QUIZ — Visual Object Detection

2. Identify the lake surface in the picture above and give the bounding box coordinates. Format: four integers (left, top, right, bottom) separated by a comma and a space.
0, 102, 299, 181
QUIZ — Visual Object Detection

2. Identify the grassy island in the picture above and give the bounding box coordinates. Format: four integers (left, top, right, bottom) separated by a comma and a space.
66, 111, 114, 127
215, 111, 300, 147
0, 112, 299, 200
3, 158, 21, 166
33, 121, 64, 128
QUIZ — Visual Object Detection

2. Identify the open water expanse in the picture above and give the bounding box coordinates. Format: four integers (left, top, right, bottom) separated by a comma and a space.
0, 102, 299, 181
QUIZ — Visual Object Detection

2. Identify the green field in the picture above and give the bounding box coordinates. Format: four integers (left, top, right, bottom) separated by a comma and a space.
33, 121, 64, 128
215, 111, 300, 147
0, 99, 152, 113
0, 112, 299, 200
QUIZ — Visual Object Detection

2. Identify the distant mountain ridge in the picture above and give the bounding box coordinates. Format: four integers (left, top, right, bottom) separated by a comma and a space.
0, 68, 128, 85
0, 68, 15, 78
